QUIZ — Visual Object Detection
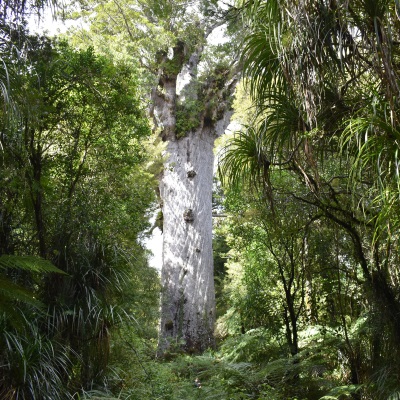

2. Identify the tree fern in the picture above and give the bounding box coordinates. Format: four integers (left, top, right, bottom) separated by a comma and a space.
0, 256, 65, 321
0, 255, 65, 274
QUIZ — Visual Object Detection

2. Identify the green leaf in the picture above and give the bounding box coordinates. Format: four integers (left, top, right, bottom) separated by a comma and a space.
0, 276, 42, 308
319, 384, 364, 399
0, 255, 66, 274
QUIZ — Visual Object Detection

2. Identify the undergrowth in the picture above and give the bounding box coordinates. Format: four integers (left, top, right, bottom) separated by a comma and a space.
75, 321, 400, 400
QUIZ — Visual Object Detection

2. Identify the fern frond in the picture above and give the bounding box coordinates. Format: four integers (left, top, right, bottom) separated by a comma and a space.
319, 384, 364, 400
0, 256, 65, 313
0, 276, 42, 308
0, 255, 65, 274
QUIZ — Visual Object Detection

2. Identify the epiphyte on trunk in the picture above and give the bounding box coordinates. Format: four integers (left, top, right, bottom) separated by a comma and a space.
183, 208, 194, 222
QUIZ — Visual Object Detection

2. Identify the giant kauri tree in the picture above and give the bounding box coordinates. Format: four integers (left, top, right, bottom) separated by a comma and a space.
70, 0, 239, 353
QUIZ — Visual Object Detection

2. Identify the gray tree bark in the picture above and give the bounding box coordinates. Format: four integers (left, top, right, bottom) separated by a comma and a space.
152, 42, 235, 353
158, 129, 216, 353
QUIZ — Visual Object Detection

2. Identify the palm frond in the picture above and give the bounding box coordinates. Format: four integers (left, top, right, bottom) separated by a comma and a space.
340, 102, 400, 240
218, 126, 270, 192
242, 28, 285, 102
258, 92, 305, 162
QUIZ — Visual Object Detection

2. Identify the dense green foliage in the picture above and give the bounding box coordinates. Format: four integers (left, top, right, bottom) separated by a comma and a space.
217, 0, 400, 398
0, 18, 158, 398
3, 0, 400, 399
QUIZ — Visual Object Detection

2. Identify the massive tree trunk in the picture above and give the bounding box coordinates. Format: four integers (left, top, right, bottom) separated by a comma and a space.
152, 42, 235, 354
158, 129, 216, 353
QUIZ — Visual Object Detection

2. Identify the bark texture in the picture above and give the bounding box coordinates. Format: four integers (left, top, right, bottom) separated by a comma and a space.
159, 129, 216, 353
152, 43, 235, 353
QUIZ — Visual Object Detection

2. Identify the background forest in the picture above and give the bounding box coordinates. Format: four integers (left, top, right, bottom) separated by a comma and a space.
1, 0, 400, 399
